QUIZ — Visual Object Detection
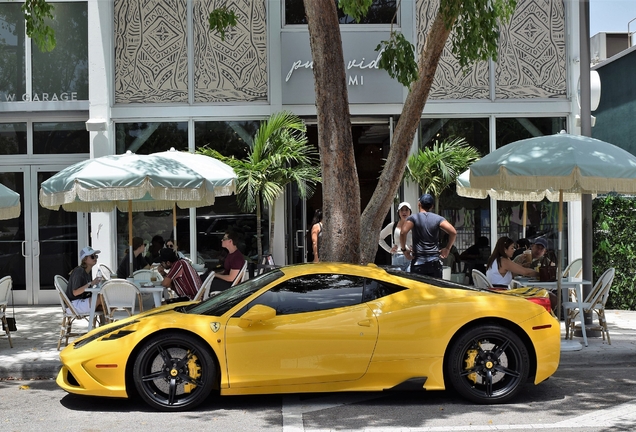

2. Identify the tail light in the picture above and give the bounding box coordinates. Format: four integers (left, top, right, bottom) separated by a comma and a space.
527, 297, 551, 313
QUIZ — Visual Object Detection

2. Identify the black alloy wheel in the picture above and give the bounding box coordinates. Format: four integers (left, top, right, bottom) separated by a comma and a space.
446, 325, 529, 404
133, 333, 216, 411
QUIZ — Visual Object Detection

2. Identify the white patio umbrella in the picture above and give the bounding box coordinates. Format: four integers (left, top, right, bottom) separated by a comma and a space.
0, 183, 20, 220
467, 131, 636, 327
151, 148, 238, 247
39, 150, 236, 276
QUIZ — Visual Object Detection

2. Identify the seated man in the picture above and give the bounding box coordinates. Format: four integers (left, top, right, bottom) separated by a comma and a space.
513, 237, 551, 269
210, 231, 246, 292
157, 248, 201, 300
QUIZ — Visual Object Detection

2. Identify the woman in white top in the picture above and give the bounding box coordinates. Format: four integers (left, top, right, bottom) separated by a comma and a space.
379, 202, 413, 270
486, 237, 538, 288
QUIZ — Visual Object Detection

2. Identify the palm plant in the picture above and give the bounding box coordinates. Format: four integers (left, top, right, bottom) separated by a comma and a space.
198, 111, 321, 262
404, 137, 481, 213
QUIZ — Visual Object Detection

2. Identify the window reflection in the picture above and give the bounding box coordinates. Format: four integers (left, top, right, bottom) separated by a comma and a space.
419, 118, 490, 256
33, 122, 89, 154
0, 3, 26, 100
285, 0, 397, 25
31, 2, 88, 100
0, 123, 27, 155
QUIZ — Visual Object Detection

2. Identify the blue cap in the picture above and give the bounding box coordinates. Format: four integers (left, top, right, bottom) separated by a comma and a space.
533, 237, 548, 249
419, 193, 435, 207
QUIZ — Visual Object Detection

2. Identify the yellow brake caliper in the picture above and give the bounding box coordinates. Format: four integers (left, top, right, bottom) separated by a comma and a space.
183, 352, 201, 393
465, 348, 478, 384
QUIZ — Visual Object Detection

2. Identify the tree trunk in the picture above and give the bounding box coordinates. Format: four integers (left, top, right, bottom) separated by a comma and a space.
359, 13, 455, 263
304, 0, 361, 263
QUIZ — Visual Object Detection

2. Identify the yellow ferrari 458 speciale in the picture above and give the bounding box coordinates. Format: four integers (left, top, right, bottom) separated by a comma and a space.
57, 263, 560, 411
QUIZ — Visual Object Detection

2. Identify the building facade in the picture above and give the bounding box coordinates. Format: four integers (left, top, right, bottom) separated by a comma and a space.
0, 0, 585, 305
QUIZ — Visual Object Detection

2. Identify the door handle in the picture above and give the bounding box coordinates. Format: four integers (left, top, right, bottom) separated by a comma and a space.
22, 241, 28, 257
295, 230, 305, 250
34, 240, 40, 258
357, 319, 372, 327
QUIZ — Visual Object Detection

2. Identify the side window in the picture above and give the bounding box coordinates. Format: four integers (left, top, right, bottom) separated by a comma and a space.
236, 274, 364, 316
362, 279, 407, 302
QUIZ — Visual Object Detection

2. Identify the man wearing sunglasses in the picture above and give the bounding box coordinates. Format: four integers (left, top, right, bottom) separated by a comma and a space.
210, 231, 246, 292
157, 248, 201, 300
513, 237, 551, 268
66, 246, 104, 314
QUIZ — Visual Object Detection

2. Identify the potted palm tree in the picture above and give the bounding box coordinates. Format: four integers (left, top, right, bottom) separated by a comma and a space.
198, 111, 321, 263
404, 137, 481, 213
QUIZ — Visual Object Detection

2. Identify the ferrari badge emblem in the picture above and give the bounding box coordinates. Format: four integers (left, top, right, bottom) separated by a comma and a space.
210, 322, 221, 333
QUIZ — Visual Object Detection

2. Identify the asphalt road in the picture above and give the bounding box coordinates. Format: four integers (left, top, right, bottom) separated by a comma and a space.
2, 364, 636, 432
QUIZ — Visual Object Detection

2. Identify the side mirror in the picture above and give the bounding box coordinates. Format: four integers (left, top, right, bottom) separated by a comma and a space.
238, 304, 276, 328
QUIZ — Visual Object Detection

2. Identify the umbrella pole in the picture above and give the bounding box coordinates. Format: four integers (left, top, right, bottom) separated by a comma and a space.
129, 200, 133, 278
522, 201, 527, 238
557, 190, 563, 321
173, 203, 177, 250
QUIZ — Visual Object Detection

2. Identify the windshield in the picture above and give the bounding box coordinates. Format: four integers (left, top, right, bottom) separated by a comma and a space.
186, 270, 284, 316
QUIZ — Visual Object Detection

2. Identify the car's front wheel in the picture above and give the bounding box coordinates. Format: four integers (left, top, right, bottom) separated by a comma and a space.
446, 324, 529, 404
133, 333, 216, 411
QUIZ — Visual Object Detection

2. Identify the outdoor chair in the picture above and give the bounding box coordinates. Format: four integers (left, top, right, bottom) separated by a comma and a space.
509, 279, 525, 289
471, 269, 493, 289
231, 261, 249, 287
256, 254, 277, 276
100, 279, 143, 323
564, 267, 615, 344
194, 271, 215, 301
54, 275, 102, 350
99, 264, 114, 280
0, 275, 14, 348
562, 258, 583, 278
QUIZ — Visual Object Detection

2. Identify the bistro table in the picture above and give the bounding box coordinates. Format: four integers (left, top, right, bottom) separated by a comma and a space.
86, 280, 164, 331
515, 276, 591, 348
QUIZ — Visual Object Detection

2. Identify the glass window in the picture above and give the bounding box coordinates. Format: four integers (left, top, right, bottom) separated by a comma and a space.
495, 117, 567, 264
194, 121, 266, 266
115, 122, 188, 154
240, 274, 365, 315
361, 278, 405, 302
285, 0, 397, 25
33, 121, 89, 154
31, 2, 88, 101
419, 118, 491, 259
0, 2, 26, 101
0, 123, 27, 154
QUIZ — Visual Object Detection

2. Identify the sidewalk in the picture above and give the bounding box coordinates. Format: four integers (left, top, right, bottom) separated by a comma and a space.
1, 305, 636, 380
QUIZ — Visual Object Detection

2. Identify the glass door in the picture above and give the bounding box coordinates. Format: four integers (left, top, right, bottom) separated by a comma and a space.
0, 166, 85, 304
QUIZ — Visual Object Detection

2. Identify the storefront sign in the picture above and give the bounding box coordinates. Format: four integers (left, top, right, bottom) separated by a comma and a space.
0, 92, 78, 102
281, 31, 404, 105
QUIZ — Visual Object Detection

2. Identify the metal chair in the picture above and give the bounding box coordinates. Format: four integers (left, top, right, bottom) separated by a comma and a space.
54, 275, 102, 350
471, 269, 493, 289
100, 279, 143, 323
509, 279, 525, 289
132, 269, 163, 282
231, 261, 249, 287
564, 267, 615, 344
99, 264, 114, 280
562, 258, 583, 278
194, 271, 215, 301
0, 276, 14, 348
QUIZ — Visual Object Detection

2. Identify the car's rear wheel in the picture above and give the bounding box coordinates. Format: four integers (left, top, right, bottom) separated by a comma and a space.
133, 333, 216, 411
446, 325, 529, 404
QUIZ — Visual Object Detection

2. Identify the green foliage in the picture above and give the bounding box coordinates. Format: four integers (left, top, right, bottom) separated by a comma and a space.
339, 0, 374, 22
404, 137, 480, 201
442, 0, 517, 70
208, 7, 238, 41
22, 0, 56, 52
593, 195, 636, 310
376, 33, 418, 89
198, 111, 322, 260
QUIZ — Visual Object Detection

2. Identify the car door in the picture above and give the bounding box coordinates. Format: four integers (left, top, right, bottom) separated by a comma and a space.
224, 274, 379, 388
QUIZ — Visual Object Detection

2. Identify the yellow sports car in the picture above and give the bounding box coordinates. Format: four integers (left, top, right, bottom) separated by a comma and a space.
57, 263, 560, 411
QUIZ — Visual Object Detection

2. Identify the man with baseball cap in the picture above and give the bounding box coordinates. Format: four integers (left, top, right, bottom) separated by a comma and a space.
399, 193, 457, 278
513, 237, 551, 268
